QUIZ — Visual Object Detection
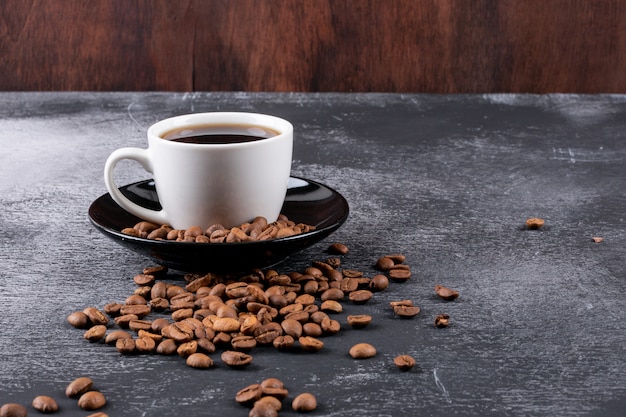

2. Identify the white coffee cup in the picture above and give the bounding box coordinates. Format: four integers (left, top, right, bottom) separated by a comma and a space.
104, 112, 293, 230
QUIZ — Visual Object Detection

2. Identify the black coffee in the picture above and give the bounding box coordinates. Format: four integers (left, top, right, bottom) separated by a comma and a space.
162, 124, 279, 144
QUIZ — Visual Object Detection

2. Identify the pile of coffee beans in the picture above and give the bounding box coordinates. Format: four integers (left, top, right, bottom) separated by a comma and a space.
121, 214, 316, 243
64, 242, 461, 414
235, 377, 317, 416
0, 377, 107, 417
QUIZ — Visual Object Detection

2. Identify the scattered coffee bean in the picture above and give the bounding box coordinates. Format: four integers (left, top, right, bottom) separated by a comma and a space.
83, 325, 107, 342
299, 336, 324, 352
67, 311, 90, 329
77, 391, 106, 411
86, 413, 109, 417
66, 377, 94, 398
591, 236, 604, 243
328, 242, 349, 255
0, 403, 27, 417
434, 284, 459, 301
435, 314, 450, 328
347, 314, 372, 328
391, 300, 421, 318
394, 354, 416, 371
221, 350, 253, 368
186, 352, 214, 369
525, 217, 545, 229
249, 402, 278, 417
31, 395, 59, 413
369, 274, 389, 292
349, 342, 377, 359
235, 383, 263, 406
254, 396, 282, 412
292, 392, 317, 412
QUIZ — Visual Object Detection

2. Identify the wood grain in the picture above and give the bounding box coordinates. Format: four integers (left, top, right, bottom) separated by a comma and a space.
1, 1, 625, 92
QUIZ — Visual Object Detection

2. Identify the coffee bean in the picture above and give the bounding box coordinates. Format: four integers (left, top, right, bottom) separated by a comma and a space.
156, 338, 178, 355
83, 307, 109, 326
104, 329, 132, 345
235, 383, 263, 406
375, 256, 395, 271
66, 377, 94, 398
231, 335, 257, 351
299, 336, 324, 352
78, 390, 106, 411
272, 335, 295, 350
115, 337, 136, 354
221, 350, 253, 368
435, 314, 450, 328
347, 314, 372, 328
254, 396, 282, 412
394, 354, 416, 371
292, 392, 317, 412
434, 284, 459, 301
388, 266, 412, 282
186, 352, 214, 369
67, 311, 89, 329
328, 242, 349, 254
393, 304, 421, 318
249, 402, 278, 417
86, 413, 109, 417
320, 300, 343, 313
349, 289, 373, 304
135, 336, 156, 353
0, 403, 27, 417
349, 343, 377, 359
320, 317, 341, 335
84, 325, 107, 342
133, 273, 155, 286
31, 395, 59, 413
525, 217, 545, 229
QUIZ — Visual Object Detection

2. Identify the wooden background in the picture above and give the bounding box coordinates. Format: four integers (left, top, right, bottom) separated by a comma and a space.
1, 0, 625, 93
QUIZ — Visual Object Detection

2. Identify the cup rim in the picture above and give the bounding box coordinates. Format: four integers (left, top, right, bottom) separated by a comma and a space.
147, 112, 293, 147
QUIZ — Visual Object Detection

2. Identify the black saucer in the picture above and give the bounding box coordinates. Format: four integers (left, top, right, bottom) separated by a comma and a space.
88, 177, 349, 272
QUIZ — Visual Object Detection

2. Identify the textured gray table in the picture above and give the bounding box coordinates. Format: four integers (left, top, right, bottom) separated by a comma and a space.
1, 92, 624, 417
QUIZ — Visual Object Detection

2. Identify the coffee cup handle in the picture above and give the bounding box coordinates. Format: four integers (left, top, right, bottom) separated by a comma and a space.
103, 147, 169, 226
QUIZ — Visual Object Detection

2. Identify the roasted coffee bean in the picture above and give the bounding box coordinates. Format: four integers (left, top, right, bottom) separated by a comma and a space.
254, 396, 282, 412
221, 350, 253, 368
525, 217, 545, 229
116, 337, 136, 354
393, 305, 421, 318
369, 274, 389, 291
299, 336, 324, 352
394, 354, 416, 371
135, 336, 156, 353
67, 311, 90, 328
186, 352, 214, 369
435, 284, 459, 301
292, 392, 317, 412
231, 335, 257, 351
133, 273, 155, 286
86, 413, 109, 417
347, 314, 372, 328
66, 377, 94, 397
349, 289, 373, 304
119, 304, 151, 318
128, 319, 153, 332
143, 265, 168, 277
235, 383, 263, 406
84, 325, 107, 342
105, 329, 132, 345
320, 300, 343, 313
31, 395, 59, 413
78, 391, 106, 411
375, 256, 395, 271
388, 266, 412, 282
103, 302, 122, 316
302, 322, 323, 337
249, 402, 278, 417
321, 317, 341, 335
435, 314, 450, 328
342, 269, 363, 278
125, 294, 147, 305
0, 403, 27, 417
114, 313, 138, 328
328, 242, 349, 255
83, 307, 109, 326
349, 343, 377, 359
156, 338, 177, 355
260, 378, 288, 399
273, 335, 295, 350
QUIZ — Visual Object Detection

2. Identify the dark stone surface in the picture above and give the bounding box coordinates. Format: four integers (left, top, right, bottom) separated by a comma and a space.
0, 92, 624, 416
